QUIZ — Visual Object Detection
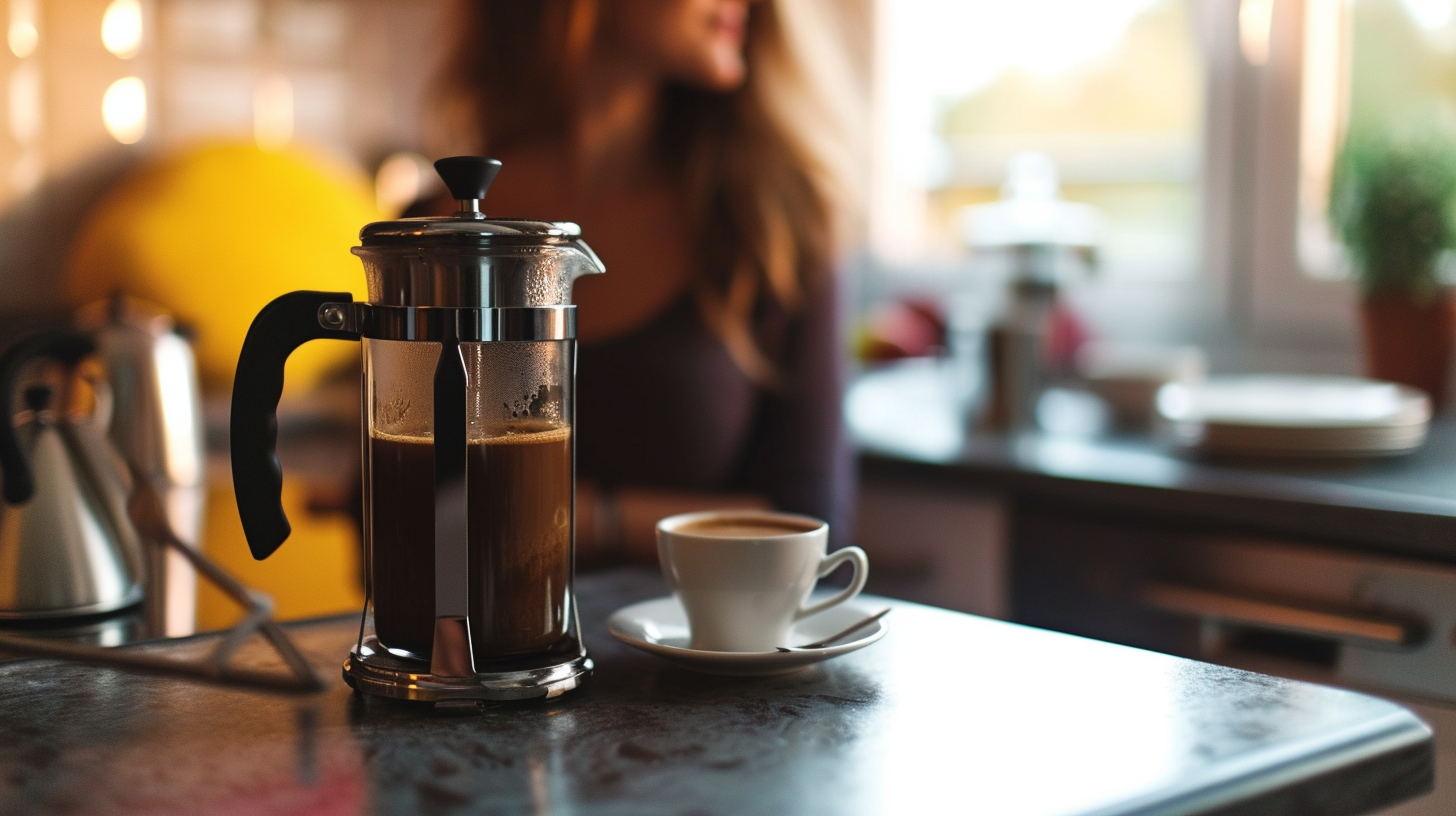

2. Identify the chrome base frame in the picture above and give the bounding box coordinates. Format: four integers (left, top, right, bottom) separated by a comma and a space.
342, 636, 592, 702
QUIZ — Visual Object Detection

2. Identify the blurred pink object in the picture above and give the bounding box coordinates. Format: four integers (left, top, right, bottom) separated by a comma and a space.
1044, 302, 1091, 373
858, 298, 948, 361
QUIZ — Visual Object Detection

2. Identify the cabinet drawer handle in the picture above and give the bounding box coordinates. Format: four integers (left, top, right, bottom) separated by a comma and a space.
1138, 582, 1427, 649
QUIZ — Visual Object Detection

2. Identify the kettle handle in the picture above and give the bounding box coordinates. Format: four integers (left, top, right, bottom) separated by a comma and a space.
230, 291, 358, 560
0, 330, 97, 505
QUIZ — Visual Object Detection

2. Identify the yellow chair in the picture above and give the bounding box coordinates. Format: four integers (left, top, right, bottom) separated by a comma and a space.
65, 140, 380, 626
65, 139, 378, 391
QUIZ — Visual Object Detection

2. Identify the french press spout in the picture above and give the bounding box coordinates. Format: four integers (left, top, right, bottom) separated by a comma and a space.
230, 157, 603, 702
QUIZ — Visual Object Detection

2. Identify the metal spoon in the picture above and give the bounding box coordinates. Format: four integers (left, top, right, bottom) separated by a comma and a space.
776, 608, 891, 652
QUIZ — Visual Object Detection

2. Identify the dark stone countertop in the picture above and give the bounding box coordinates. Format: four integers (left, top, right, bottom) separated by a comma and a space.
849, 362, 1456, 562
0, 569, 1434, 816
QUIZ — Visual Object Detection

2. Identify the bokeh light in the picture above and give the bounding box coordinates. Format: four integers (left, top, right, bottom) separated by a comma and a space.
102, 0, 143, 59
102, 76, 147, 144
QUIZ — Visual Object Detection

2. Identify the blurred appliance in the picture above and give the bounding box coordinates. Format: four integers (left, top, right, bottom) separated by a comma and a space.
1156, 374, 1431, 459
0, 331, 146, 621
1015, 514, 1456, 816
960, 152, 1102, 431
1076, 341, 1207, 427
76, 296, 205, 636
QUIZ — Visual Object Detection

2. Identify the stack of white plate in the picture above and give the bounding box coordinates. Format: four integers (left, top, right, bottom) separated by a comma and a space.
1155, 375, 1431, 458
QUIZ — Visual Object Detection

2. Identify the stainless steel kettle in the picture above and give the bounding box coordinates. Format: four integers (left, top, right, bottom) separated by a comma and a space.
0, 331, 146, 620
76, 296, 204, 636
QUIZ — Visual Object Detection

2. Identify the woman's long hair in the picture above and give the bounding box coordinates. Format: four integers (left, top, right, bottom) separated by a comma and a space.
438, 0, 861, 383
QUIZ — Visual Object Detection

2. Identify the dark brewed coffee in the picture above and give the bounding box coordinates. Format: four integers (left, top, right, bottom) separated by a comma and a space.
674, 516, 821, 538
369, 423, 572, 662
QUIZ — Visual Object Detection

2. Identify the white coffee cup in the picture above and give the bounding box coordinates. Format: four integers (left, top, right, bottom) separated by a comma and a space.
656, 510, 870, 652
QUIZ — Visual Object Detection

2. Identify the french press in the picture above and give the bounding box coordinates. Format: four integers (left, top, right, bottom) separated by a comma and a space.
231, 157, 603, 702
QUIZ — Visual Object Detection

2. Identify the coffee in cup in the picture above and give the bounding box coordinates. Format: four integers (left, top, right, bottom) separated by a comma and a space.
671, 516, 820, 538
657, 510, 869, 652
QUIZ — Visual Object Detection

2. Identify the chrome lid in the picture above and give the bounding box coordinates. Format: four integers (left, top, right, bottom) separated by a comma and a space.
359, 157, 589, 247
358, 217, 586, 247
350, 157, 605, 309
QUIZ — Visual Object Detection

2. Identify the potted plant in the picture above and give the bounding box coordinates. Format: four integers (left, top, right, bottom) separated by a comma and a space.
1330, 114, 1456, 406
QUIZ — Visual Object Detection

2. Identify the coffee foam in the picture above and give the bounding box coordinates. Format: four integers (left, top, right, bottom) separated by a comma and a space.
371, 424, 571, 447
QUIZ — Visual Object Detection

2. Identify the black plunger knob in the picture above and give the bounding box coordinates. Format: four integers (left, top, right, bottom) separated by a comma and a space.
434, 157, 502, 202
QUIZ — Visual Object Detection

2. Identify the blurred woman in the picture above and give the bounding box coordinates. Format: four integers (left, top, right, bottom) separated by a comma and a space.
436, 0, 861, 560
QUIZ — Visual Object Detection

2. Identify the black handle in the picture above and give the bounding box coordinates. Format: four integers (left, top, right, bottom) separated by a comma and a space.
230, 291, 358, 560
0, 330, 96, 505
434, 157, 502, 202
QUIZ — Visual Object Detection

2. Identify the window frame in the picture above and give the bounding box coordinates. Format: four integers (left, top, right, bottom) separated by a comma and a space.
1240, 0, 1360, 364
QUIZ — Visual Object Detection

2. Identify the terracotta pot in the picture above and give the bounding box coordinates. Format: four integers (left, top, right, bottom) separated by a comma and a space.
1359, 293, 1456, 407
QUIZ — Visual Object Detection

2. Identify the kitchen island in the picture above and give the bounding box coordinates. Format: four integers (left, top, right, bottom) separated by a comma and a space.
849, 361, 1456, 814
0, 569, 1433, 815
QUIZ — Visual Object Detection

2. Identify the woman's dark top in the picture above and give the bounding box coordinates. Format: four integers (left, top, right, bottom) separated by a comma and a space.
575, 276, 855, 546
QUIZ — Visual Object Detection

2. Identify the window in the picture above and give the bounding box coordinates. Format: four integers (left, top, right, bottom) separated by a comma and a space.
871, 0, 1205, 283
1298, 0, 1456, 280
866, 0, 1424, 362
865, 0, 1221, 350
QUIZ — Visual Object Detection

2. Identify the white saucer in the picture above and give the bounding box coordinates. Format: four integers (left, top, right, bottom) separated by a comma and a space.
607, 596, 888, 676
